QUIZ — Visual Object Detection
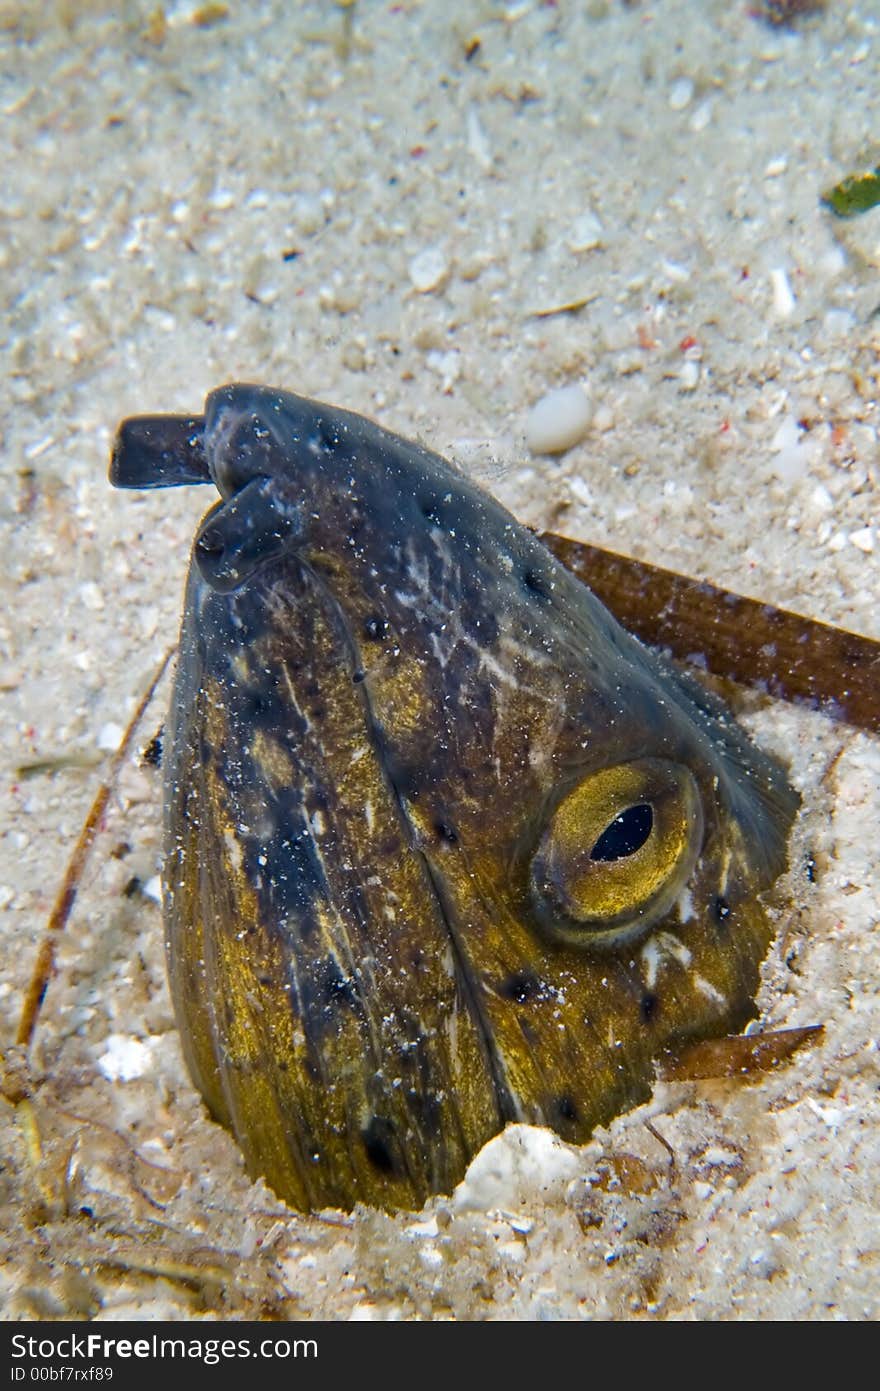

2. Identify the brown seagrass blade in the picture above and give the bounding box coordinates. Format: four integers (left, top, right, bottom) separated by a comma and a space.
659, 1024, 824, 1081
542, 533, 880, 736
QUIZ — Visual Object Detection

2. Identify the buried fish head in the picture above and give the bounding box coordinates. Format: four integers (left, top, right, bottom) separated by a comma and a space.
111, 383, 800, 1211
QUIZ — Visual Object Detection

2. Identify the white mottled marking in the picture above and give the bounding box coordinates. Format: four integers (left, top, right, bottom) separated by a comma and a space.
694, 975, 726, 1008
640, 930, 693, 990
224, 829, 243, 873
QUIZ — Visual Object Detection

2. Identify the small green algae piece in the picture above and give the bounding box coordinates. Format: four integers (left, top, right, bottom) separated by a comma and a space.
822, 167, 880, 217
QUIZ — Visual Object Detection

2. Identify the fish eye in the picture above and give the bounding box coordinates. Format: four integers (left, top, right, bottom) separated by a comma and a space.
530, 758, 704, 946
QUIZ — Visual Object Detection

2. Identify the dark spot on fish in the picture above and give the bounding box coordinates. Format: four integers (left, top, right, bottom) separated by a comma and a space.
248, 812, 326, 927
501, 970, 541, 1004
555, 1094, 579, 1123
715, 896, 731, 923
316, 956, 356, 1007
233, 681, 290, 734
317, 418, 339, 452
362, 1116, 399, 1174
420, 495, 442, 525
523, 567, 551, 599
296, 955, 358, 1030
123, 876, 141, 899
352, 669, 366, 684
805, 853, 817, 884
363, 614, 387, 641
433, 819, 458, 844
640, 992, 659, 1023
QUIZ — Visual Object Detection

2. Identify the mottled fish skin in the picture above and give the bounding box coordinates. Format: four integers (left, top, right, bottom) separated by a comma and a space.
112, 384, 800, 1212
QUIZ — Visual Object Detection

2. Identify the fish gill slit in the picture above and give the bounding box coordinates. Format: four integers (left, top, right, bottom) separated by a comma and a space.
304, 560, 517, 1134
416, 852, 522, 1130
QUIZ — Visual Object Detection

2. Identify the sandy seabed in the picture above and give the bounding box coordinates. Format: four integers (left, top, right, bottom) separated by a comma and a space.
1, 0, 878, 1320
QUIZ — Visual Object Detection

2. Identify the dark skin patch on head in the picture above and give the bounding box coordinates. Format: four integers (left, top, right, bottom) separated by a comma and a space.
419, 494, 443, 525
363, 614, 388, 641
362, 1115, 400, 1174
555, 1094, 579, 1124
298, 954, 358, 1022
500, 970, 541, 1004
640, 992, 659, 1024
523, 567, 552, 599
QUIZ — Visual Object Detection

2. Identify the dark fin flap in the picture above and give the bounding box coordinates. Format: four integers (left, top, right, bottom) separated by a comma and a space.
110, 415, 211, 489
194, 477, 299, 592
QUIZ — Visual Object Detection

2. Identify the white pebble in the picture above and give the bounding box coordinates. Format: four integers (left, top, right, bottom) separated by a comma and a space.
567, 209, 603, 252
143, 875, 163, 904
819, 244, 847, 277
426, 348, 460, 390
208, 186, 235, 210
526, 384, 591, 455
97, 721, 124, 752
568, 476, 595, 507
768, 413, 809, 482
292, 192, 324, 236
466, 106, 492, 171
453, 1124, 582, 1213
679, 359, 700, 391
662, 258, 690, 283
592, 402, 615, 432
669, 76, 694, 111
850, 527, 874, 554
404, 1216, 440, 1239
408, 246, 449, 293
98, 1033, 154, 1083
823, 308, 855, 338
79, 581, 104, 612
689, 99, 713, 132
770, 267, 796, 319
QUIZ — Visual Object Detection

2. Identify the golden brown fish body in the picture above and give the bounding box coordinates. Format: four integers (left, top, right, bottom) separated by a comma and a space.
110, 384, 799, 1211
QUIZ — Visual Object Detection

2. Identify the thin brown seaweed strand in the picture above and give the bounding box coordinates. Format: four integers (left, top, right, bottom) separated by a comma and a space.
14, 646, 176, 1053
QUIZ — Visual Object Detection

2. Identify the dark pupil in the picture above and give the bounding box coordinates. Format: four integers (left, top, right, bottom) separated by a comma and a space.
590, 803, 653, 862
